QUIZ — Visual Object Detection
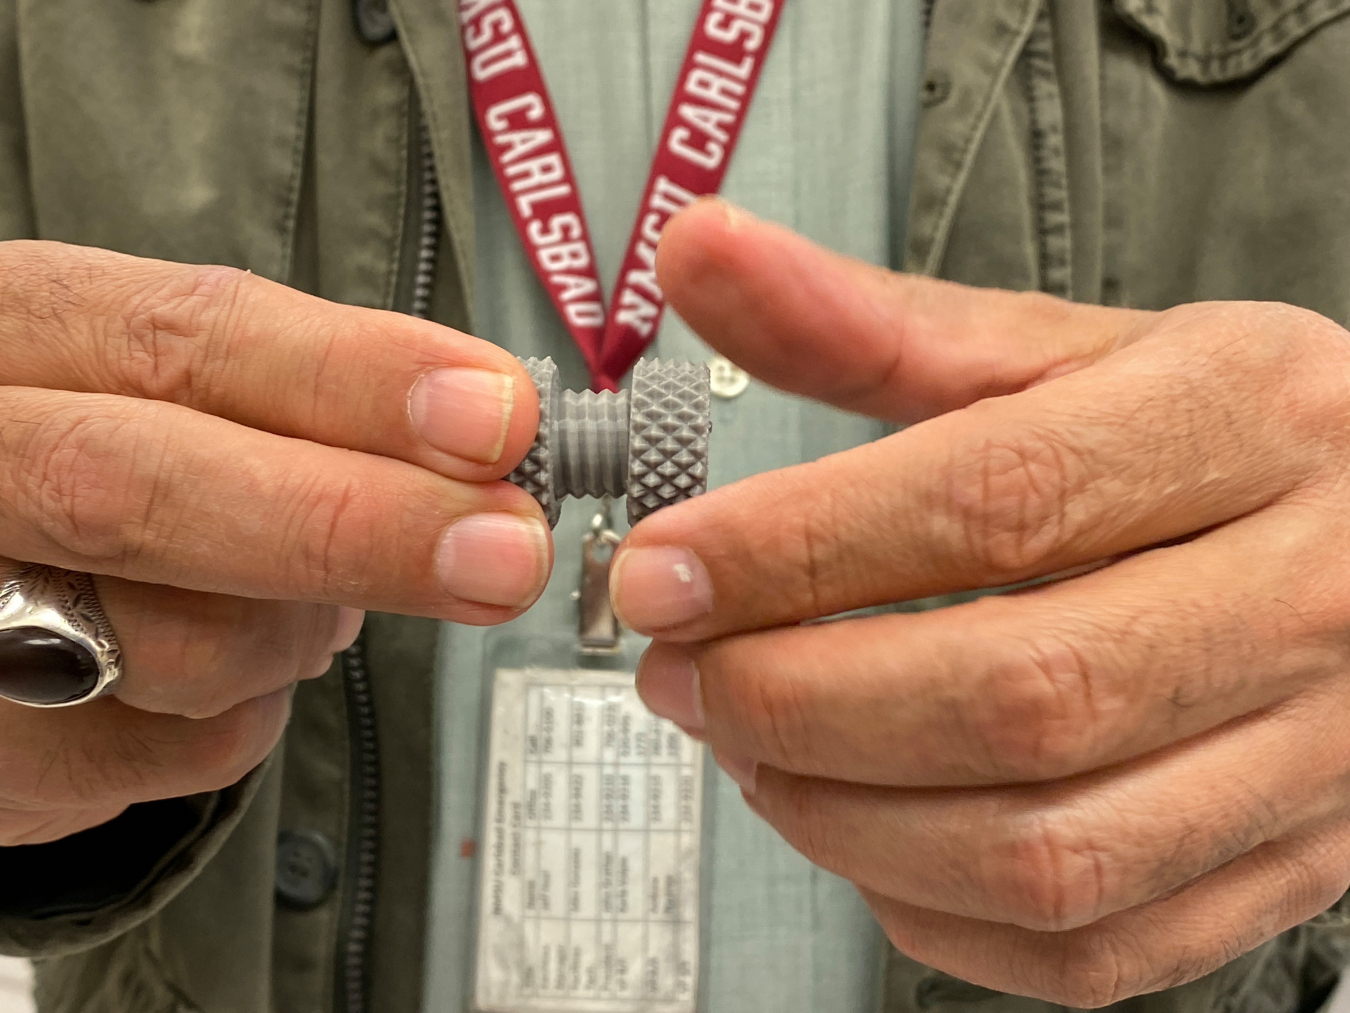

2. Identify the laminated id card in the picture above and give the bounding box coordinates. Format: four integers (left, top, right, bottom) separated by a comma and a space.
475, 667, 703, 1013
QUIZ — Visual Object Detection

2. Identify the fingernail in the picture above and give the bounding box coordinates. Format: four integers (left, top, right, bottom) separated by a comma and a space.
718, 199, 752, 231
637, 647, 704, 734
610, 547, 714, 632
410, 368, 515, 465
713, 748, 758, 796
436, 512, 548, 608
695, 196, 753, 231
329, 608, 366, 654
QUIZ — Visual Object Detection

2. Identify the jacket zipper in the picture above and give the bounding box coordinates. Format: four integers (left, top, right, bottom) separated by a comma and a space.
411, 120, 444, 320
340, 637, 380, 1013
337, 117, 443, 1013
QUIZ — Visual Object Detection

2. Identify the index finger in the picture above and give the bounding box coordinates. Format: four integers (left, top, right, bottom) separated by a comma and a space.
0, 241, 538, 482
0, 388, 552, 623
610, 306, 1328, 640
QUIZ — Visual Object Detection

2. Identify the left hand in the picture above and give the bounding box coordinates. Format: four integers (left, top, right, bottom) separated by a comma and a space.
610, 199, 1350, 1006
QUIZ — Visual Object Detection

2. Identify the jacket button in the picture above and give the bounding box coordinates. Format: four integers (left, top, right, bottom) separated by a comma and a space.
922, 71, 952, 108
275, 830, 339, 911
1226, 0, 1257, 39
354, 0, 397, 44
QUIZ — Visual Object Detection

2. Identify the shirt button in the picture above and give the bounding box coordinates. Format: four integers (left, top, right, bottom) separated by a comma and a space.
708, 356, 750, 399
275, 829, 339, 911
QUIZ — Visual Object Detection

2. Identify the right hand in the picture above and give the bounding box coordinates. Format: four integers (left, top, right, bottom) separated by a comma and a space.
0, 240, 551, 846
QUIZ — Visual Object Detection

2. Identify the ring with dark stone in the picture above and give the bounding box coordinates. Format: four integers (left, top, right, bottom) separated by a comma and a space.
0, 564, 122, 708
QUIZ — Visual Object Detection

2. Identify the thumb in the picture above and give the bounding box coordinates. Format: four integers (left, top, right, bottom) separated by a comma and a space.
655, 199, 1153, 424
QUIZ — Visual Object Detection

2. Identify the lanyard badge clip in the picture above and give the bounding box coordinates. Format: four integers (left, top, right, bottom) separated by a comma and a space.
578, 499, 623, 655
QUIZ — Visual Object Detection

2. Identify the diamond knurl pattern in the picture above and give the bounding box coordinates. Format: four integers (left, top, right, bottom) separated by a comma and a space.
508, 357, 562, 527
626, 359, 711, 526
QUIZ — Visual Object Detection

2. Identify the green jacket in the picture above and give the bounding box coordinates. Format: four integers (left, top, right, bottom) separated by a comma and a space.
4, 0, 1350, 1011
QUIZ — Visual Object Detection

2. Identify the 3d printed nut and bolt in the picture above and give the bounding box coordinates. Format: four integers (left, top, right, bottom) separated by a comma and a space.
507, 358, 712, 527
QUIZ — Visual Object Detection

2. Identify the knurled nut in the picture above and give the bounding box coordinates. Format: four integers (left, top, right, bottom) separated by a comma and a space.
507, 357, 562, 527
626, 359, 711, 526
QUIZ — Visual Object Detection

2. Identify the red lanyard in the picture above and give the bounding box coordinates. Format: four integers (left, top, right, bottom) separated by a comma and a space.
458, 0, 786, 391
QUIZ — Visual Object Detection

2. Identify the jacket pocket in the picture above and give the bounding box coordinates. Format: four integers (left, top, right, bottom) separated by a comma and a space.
1111, 0, 1350, 84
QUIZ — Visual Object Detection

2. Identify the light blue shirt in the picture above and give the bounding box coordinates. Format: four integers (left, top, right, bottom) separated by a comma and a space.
427, 3, 924, 1009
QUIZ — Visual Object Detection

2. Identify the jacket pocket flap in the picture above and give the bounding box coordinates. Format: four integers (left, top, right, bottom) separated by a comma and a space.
1111, 0, 1350, 84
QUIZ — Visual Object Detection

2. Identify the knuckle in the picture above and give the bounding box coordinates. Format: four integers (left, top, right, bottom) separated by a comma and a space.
171, 671, 255, 725
128, 602, 326, 720
240, 603, 339, 691
940, 423, 1091, 577
986, 810, 1114, 932
782, 472, 848, 616
1181, 303, 1350, 447
1045, 934, 1136, 1008
1199, 301, 1328, 370
141, 607, 329, 718
276, 474, 378, 600
17, 404, 163, 562
962, 630, 1102, 781
1047, 922, 1213, 1007
132, 637, 244, 721
114, 265, 251, 404
179, 700, 280, 790
126, 627, 225, 719
721, 652, 818, 773
290, 606, 345, 683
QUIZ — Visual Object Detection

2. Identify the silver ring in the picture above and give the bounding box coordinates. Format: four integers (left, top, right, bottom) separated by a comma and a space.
0, 564, 122, 707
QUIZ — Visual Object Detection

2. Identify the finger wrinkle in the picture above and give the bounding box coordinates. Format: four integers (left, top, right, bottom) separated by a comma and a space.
19, 401, 171, 565
967, 634, 1103, 782
941, 422, 1091, 580
114, 264, 250, 405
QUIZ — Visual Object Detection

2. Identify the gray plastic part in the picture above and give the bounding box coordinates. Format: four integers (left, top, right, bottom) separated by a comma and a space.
509, 359, 562, 526
508, 357, 711, 527
557, 387, 630, 502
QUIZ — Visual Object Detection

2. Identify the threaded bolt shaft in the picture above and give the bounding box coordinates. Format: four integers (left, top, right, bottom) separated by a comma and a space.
555, 388, 630, 501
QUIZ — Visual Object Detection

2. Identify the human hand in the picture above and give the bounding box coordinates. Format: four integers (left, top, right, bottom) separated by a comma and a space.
0, 241, 550, 846
612, 200, 1350, 1005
